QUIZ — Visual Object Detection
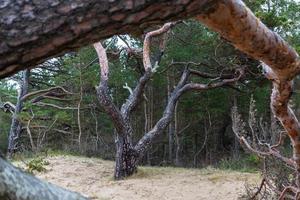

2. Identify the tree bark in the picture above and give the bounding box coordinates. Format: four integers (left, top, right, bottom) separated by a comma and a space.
94, 23, 175, 179
94, 42, 139, 179
3, 0, 299, 197
114, 135, 138, 179
134, 68, 243, 160
167, 69, 175, 164
7, 69, 30, 158
0, 157, 88, 200
194, 0, 300, 187
196, 0, 300, 81
0, 0, 300, 199
0, 0, 211, 78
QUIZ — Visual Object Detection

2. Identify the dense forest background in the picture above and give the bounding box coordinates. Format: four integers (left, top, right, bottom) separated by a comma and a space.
0, 0, 299, 170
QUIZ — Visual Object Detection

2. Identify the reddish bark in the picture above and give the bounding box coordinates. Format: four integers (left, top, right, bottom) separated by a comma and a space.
195, 0, 300, 188
196, 0, 300, 81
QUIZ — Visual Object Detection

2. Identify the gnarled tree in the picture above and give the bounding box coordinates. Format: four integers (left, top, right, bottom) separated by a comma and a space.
0, 0, 299, 198
2, 71, 75, 157
94, 23, 244, 179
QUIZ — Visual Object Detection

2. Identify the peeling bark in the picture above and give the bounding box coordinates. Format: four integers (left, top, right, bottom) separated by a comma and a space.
269, 80, 300, 186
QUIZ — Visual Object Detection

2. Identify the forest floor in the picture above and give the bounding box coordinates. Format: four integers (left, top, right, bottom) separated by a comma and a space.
14, 155, 260, 200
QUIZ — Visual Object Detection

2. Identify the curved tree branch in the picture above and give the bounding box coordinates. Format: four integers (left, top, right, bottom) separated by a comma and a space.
134, 67, 243, 158
94, 42, 129, 136
0, 1, 208, 78
121, 23, 175, 118
196, 0, 300, 81
21, 86, 73, 101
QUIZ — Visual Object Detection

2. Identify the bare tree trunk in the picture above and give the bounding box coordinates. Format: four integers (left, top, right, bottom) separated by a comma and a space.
143, 96, 150, 165
145, 85, 153, 165
167, 69, 175, 164
77, 67, 83, 150
174, 103, 182, 166
114, 134, 138, 179
231, 94, 240, 159
7, 69, 30, 158
270, 109, 281, 144
26, 109, 36, 152
94, 42, 141, 179
168, 121, 175, 164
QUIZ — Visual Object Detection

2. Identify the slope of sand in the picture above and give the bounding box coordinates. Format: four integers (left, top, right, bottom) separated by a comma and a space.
15, 155, 260, 200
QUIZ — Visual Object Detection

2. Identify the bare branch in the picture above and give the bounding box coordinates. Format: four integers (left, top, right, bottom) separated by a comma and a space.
27, 126, 73, 135
143, 22, 177, 71
33, 102, 79, 110
26, 109, 36, 151
135, 67, 243, 158
94, 42, 109, 80
231, 105, 295, 167
21, 86, 73, 101
121, 23, 177, 118
123, 83, 133, 95
94, 42, 129, 135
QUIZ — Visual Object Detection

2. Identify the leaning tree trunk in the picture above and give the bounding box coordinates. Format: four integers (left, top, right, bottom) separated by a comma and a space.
167, 69, 175, 164
7, 69, 30, 158
0, 157, 88, 200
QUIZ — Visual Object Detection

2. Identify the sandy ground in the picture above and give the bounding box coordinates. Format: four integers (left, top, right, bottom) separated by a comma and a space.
15, 155, 260, 200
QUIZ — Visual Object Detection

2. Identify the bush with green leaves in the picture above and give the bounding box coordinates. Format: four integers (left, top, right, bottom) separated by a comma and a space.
25, 157, 50, 174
